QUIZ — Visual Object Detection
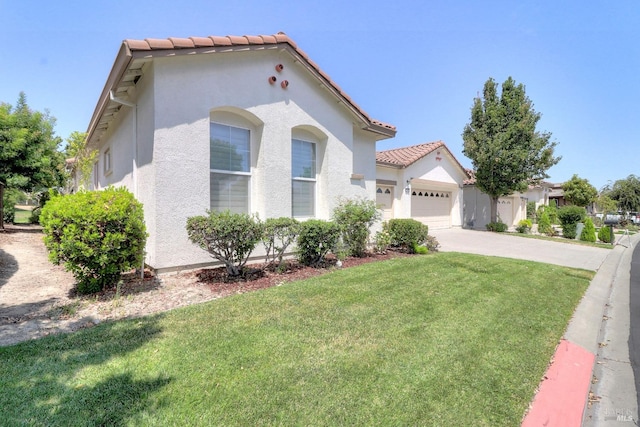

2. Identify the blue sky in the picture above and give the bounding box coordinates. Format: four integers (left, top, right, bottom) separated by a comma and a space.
1, 0, 638, 190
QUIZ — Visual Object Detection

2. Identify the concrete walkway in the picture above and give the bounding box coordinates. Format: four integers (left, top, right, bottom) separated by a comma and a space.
430, 228, 637, 426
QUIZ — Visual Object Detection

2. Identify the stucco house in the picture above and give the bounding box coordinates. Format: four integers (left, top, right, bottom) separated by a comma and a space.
85, 33, 396, 272
462, 169, 528, 230
375, 142, 468, 229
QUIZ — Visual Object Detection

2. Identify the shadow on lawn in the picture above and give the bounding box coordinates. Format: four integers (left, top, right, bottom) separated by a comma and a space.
0, 315, 171, 426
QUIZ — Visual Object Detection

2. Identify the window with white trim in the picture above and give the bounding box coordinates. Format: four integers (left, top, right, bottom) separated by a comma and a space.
210, 122, 250, 213
292, 138, 316, 217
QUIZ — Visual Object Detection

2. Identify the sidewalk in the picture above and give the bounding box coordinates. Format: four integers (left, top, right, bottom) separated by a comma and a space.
522, 233, 639, 426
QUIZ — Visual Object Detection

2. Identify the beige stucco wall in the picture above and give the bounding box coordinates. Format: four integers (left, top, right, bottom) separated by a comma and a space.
94, 48, 385, 271
375, 148, 466, 228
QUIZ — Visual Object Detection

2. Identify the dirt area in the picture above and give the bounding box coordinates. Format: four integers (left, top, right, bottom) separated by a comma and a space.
0, 224, 407, 347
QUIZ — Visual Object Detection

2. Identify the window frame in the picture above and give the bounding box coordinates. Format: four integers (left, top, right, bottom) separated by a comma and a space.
209, 121, 252, 213
103, 147, 112, 176
291, 138, 317, 218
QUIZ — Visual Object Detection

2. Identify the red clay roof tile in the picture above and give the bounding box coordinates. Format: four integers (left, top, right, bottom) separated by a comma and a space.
145, 38, 174, 49
377, 141, 445, 167
209, 36, 232, 46
168, 37, 195, 48
226, 35, 249, 45
190, 36, 214, 47
125, 39, 151, 50
244, 35, 264, 44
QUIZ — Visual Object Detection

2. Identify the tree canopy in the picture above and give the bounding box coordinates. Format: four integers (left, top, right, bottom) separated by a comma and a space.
64, 130, 96, 190
0, 92, 66, 191
562, 174, 597, 208
462, 77, 560, 222
603, 175, 640, 212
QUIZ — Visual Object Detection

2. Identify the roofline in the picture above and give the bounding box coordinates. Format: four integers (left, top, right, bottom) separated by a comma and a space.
86, 33, 396, 145
376, 142, 470, 179
86, 43, 134, 147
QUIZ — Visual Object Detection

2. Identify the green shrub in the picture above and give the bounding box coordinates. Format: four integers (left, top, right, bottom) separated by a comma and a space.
537, 210, 553, 236
486, 221, 508, 232
412, 243, 428, 254
558, 206, 586, 239
527, 201, 537, 221
387, 219, 429, 252
598, 225, 613, 244
296, 219, 341, 266
516, 219, 533, 234
332, 197, 380, 257
373, 227, 391, 254
424, 235, 440, 252
262, 217, 299, 269
580, 217, 597, 242
187, 210, 263, 277
562, 223, 578, 239
40, 187, 147, 294
2, 188, 22, 224
538, 204, 559, 225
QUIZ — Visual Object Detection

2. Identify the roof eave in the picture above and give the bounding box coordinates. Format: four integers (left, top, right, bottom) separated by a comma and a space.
86, 42, 134, 147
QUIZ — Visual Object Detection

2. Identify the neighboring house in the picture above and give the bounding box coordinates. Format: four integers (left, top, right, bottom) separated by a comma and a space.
84, 33, 396, 272
375, 142, 468, 230
547, 183, 567, 207
462, 169, 527, 230
525, 182, 552, 210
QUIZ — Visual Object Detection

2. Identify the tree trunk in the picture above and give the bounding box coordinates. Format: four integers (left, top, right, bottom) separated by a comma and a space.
490, 196, 499, 223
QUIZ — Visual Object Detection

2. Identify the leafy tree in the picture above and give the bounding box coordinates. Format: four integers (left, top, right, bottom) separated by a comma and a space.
562, 174, 597, 207
0, 92, 66, 191
64, 131, 97, 190
606, 175, 640, 212
462, 77, 560, 222
596, 193, 618, 214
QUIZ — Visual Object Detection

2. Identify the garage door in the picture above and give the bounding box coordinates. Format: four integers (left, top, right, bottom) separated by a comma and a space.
411, 190, 451, 229
376, 186, 394, 221
497, 198, 513, 227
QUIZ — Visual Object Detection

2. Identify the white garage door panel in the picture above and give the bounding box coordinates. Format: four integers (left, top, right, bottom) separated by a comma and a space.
497, 198, 513, 226
411, 190, 451, 229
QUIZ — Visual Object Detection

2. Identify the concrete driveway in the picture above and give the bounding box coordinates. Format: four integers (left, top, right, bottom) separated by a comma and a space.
430, 228, 612, 271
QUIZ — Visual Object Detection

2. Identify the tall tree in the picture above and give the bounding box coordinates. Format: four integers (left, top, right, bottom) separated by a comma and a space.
562, 174, 597, 207
463, 77, 561, 222
0, 92, 66, 191
606, 175, 640, 212
64, 131, 96, 190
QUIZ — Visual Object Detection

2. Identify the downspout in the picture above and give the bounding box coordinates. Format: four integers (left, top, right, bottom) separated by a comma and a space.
109, 90, 143, 277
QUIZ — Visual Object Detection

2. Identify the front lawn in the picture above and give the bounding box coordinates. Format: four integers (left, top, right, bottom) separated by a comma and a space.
0, 253, 593, 426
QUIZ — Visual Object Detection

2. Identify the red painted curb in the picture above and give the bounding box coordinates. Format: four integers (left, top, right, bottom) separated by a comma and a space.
522, 339, 595, 427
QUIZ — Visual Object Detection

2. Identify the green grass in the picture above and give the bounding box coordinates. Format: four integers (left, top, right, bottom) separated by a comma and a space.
0, 253, 593, 426
508, 231, 614, 248
12, 207, 33, 224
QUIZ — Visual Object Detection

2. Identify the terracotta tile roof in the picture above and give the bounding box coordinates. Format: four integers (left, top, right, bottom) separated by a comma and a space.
87, 33, 396, 146
101, 33, 394, 135
376, 141, 445, 167
463, 168, 476, 185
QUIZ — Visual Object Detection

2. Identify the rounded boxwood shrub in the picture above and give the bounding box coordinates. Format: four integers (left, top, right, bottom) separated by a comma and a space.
296, 219, 341, 266
387, 218, 429, 253
486, 221, 508, 232
187, 210, 264, 277
40, 187, 147, 294
598, 224, 613, 243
